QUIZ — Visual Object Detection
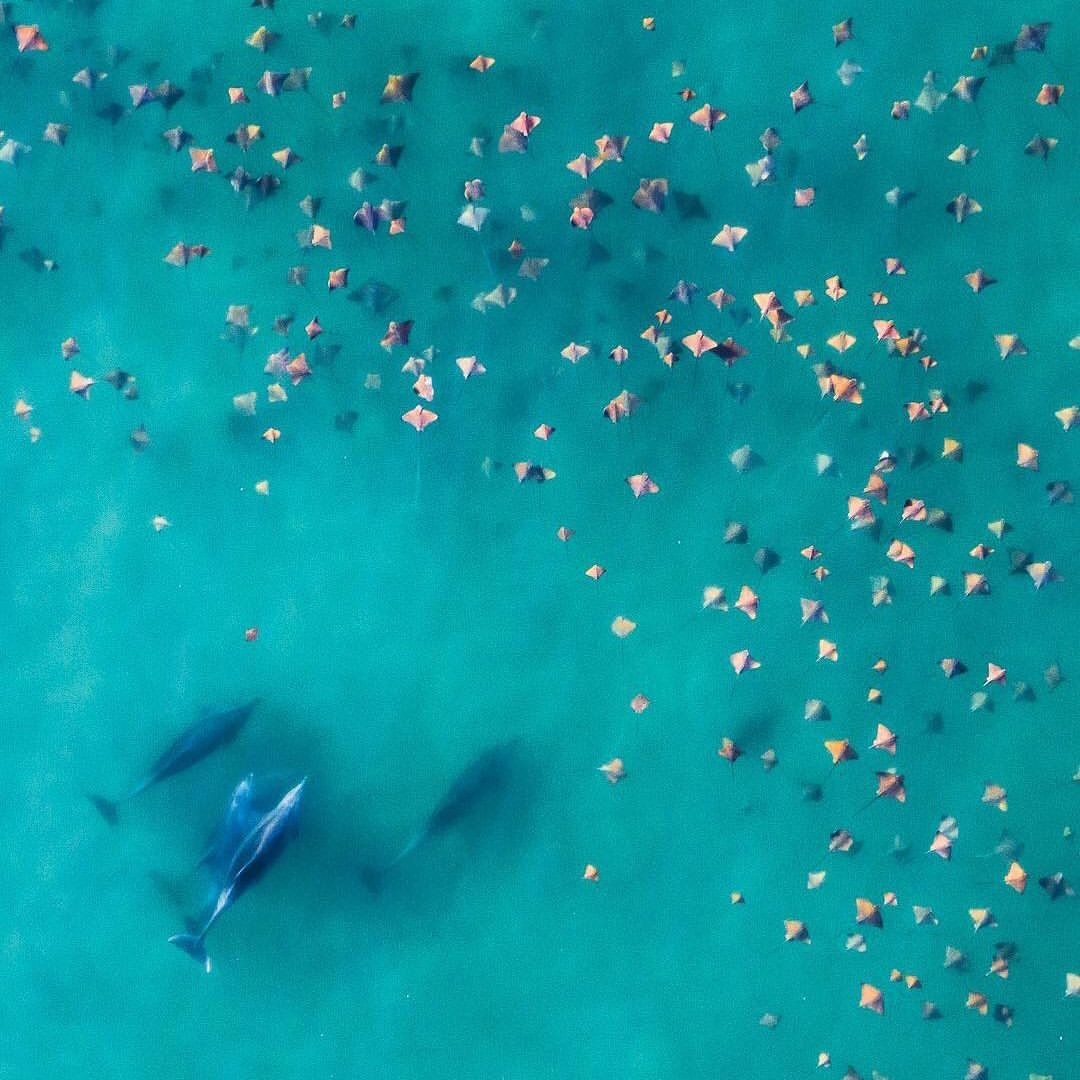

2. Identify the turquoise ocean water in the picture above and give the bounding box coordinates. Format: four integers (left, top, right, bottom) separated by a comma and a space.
2, 1, 1077, 1077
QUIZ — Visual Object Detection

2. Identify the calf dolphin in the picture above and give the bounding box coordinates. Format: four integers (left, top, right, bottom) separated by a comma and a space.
149, 774, 263, 930
89, 699, 259, 824
170, 777, 307, 973
362, 739, 519, 892
197, 774, 259, 885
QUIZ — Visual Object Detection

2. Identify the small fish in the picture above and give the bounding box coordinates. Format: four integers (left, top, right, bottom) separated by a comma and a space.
89, 700, 258, 823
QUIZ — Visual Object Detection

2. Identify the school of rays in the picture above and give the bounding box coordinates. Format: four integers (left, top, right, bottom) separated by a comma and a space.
4, 5, 1077, 1077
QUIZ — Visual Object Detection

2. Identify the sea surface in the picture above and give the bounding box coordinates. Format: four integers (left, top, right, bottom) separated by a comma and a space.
1, 1, 1077, 1078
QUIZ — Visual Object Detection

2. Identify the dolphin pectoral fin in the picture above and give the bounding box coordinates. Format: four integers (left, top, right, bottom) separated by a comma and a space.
168, 933, 211, 973
89, 794, 119, 825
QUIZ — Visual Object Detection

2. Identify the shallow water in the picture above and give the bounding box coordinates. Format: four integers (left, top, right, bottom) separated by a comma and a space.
2, 2, 1078, 1078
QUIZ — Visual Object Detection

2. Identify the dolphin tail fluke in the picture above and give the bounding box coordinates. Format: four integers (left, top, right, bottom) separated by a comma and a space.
89, 794, 119, 825
168, 933, 211, 973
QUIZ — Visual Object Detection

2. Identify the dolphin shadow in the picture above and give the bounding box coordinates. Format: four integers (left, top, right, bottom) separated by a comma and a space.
358, 740, 540, 902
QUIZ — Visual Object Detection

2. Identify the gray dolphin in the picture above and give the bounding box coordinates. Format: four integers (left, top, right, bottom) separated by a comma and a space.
89, 699, 259, 824
170, 777, 307, 972
362, 740, 519, 892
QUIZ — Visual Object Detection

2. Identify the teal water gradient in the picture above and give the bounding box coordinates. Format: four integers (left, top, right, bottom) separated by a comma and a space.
1, 1, 1077, 1078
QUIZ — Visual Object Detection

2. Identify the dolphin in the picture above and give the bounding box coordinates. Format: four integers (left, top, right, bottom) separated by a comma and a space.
169, 777, 307, 972
362, 740, 519, 892
149, 774, 263, 931
197, 774, 259, 885
89, 699, 259, 824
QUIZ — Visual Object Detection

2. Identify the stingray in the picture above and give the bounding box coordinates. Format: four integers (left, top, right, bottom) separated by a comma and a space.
1025, 135, 1058, 159
42, 121, 68, 145
156, 81, 183, 110
19, 247, 56, 272
790, 81, 812, 112
727, 381, 752, 404
746, 155, 775, 186
632, 178, 668, 213
946, 193, 982, 222
915, 71, 945, 113
1035, 84, 1064, 106
951, 76, 984, 103
72, 67, 108, 89
0, 135, 30, 166
689, 103, 727, 130
95, 102, 125, 125
1016, 22, 1051, 51
227, 123, 262, 151
186, 53, 223, 98
571, 188, 613, 215
241, 172, 282, 208
381, 73, 419, 103
837, 59, 862, 86
15, 23, 48, 52
672, 190, 708, 220
347, 279, 398, 314
754, 548, 779, 573
1046, 480, 1072, 505
246, 25, 277, 51
988, 42, 1016, 66
978, 830, 1023, 861
161, 126, 192, 152
948, 144, 978, 164
667, 280, 698, 306
1039, 872, 1074, 900
713, 224, 748, 251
